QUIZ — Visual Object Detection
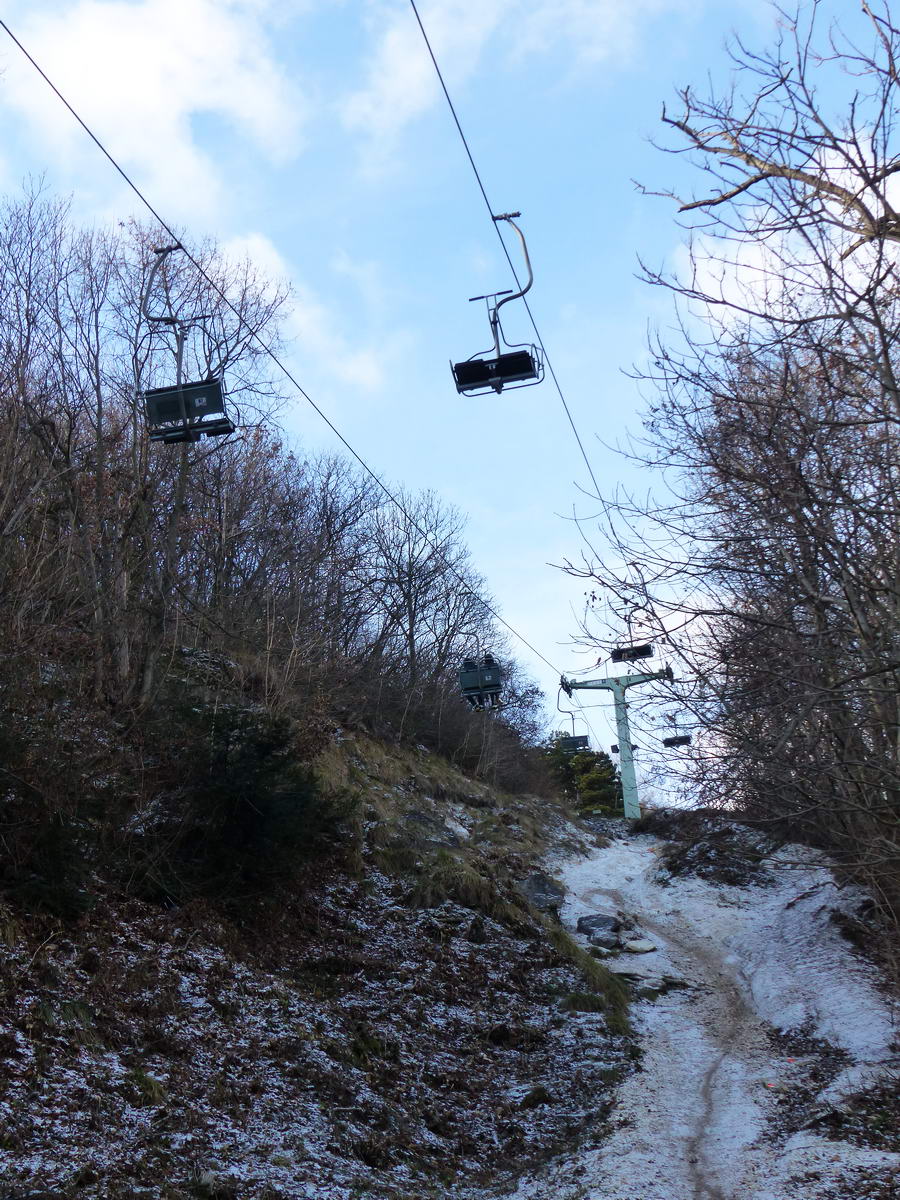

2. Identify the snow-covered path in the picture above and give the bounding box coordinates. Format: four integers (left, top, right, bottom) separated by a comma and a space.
507, 836, 899, 1200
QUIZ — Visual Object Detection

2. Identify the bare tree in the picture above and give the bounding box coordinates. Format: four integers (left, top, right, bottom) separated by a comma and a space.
569, 1, 900, 925
0, 189, 290, 704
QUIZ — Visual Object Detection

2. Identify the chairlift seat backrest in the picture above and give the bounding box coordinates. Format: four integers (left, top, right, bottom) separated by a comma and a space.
662, 734, 692, 748
144, 379, 227, 425
452, 350, 539, 394
559, 735, 589, 753
459, 656, 503, 698
459, 665, 501, 693
459, 664, 486, 694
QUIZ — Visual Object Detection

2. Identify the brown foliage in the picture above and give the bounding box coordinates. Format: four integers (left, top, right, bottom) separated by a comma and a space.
570, 1, 900, 938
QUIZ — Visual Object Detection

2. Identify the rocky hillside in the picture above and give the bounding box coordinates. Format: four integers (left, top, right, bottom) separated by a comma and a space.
0, 736, 633, 1200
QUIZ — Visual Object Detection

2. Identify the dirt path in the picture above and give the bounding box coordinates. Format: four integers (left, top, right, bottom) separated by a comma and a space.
579, 873, 773, 1200
501, 835, 899, 1200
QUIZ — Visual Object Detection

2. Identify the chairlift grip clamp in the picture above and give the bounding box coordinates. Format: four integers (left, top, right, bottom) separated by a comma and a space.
492, 212, 521, 221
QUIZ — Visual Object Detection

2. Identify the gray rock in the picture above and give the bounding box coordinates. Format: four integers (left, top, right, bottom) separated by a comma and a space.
403, 811, 461, 848
517, 872, 566, 915
589, 930, 621, 950
623, 938, 657, 954
576, 913, 621, 936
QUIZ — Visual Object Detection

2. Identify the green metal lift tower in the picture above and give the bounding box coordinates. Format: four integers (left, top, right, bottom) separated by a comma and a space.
560, 666, 673, 820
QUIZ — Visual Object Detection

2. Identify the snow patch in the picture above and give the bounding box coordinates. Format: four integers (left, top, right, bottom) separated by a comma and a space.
498, 833, 899, 1200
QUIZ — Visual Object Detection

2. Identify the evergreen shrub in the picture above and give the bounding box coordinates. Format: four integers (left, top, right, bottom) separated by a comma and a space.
137, 699, 350, 901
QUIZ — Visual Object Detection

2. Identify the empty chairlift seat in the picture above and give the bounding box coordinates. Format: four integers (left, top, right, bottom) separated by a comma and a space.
452, 349, 540, 395
137, 246, 237, 447
451, 213, 544, 397
143, 378, 235, 444
610, 643, 654, 663
558, 735, 590, 753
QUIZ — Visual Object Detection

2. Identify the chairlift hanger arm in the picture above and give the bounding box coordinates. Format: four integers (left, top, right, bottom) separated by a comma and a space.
141, 243, 184, 326
491, 213, 534, 315
556, 689, 581, 734
484, 213, 533, 362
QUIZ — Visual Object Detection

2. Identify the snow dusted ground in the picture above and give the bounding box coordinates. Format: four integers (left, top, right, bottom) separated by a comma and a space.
500, 833, 899, 1200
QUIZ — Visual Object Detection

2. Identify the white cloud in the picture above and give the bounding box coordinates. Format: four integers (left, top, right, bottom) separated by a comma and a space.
342, 0, 694, 145
510, 0, 691, 63
290, 287, 386, 392
223, 231, 387, 392
342, 0, 513, 141
0, 0, 305, 223
671, 231, 790, 328
222, 231, 293, 286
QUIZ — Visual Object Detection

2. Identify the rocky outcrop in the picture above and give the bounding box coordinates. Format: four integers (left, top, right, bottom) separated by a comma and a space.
575, 911, 656, 954
517, 872, 566, 916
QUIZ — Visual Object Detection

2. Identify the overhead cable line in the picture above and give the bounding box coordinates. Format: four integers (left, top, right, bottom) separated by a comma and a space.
407, 0, 603, 501
0, 15, 602, 738
407, 1, 607, 740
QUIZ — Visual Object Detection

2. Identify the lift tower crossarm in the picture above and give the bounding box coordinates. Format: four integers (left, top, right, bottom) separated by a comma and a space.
561, 669, 672, 693
559, 668, 674, 820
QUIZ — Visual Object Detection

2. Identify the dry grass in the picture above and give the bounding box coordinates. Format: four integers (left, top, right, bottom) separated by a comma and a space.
325, 737, 630, 1036
544, 923, 631, 1035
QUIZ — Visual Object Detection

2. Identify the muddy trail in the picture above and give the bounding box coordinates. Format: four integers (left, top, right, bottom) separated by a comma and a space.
583, 876, 772, 1200
497, 834, 900, 1200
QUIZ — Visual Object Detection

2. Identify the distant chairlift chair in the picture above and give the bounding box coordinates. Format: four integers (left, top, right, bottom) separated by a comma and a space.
610, 643, 654, 664
662, 733, 692, 748
558, 735, 590, 754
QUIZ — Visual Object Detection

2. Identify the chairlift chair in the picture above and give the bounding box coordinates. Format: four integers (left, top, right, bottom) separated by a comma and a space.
662, 734, 692, 748
144, 378, 234, 443
555, 693, 589, 753
557, 735, 590, 754
459, 653, 503, 709
610, 643, 654, 664
452, 213, 544, 396
136, 244, 236, 445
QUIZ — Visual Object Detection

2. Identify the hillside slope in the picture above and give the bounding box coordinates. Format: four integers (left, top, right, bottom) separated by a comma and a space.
0, 737, 631, 1200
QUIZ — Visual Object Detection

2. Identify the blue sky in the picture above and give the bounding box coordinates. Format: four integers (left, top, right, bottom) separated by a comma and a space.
0, 0, 795, 746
